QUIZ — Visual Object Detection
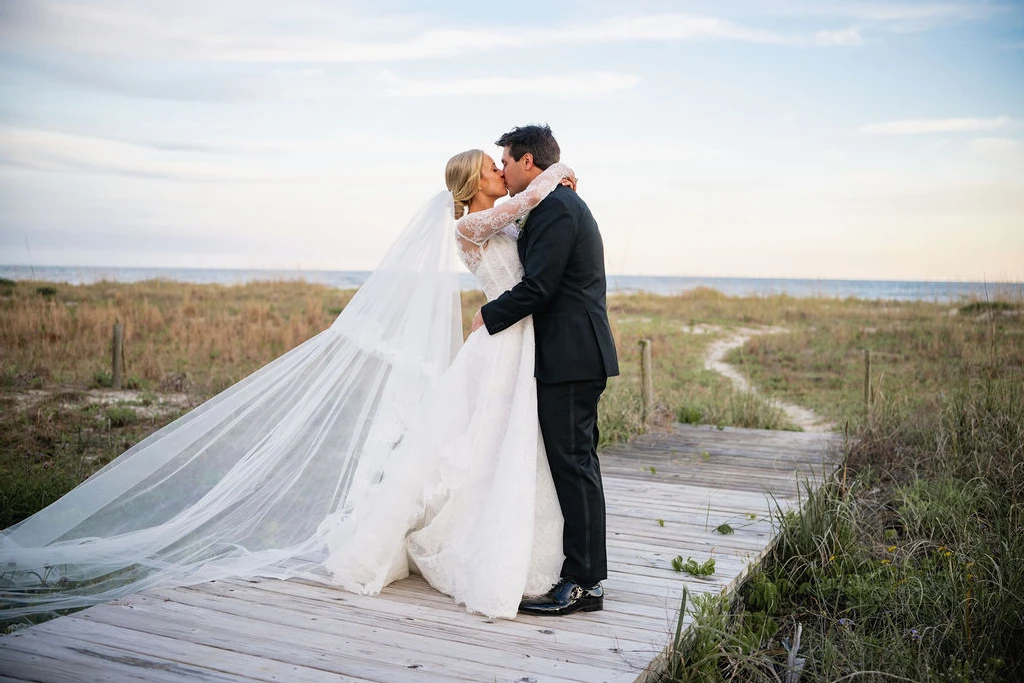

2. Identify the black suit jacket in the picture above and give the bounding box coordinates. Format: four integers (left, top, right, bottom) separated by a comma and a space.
481, 184, 619, 384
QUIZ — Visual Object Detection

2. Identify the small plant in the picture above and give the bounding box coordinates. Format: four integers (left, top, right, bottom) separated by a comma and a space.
672, 555, 716, 576
677, 405, 702, 424
715, 523, 734, 535
124, 375, 148, 391
35, 286, 57, 297
104, 406, 139, 428
664, 589, 782, 681
90, 370, 112, 388
656, 519, 665, 527
959, 300, 1015, 314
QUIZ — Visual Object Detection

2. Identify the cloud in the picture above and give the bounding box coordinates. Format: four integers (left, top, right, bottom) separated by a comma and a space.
819, 2, 1001, 22
0, 126, 285, 182
4, 55, 258, 102
381, 71, 640, 98
0, 50, 352, 103
698, 1, 1017, 40
736, 1, 1011, 26
859, 116, 1014, 134
1, 3, 865, 65
968, 137, 1024, 159
813, 27, 864, 45
841, 182, 1024, 216
554, 14, 793, 46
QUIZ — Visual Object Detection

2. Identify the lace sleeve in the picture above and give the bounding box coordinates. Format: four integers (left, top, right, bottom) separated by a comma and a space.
456, 162, 573, 246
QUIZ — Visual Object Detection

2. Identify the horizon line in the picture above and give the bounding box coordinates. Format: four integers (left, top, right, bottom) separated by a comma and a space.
1, 263, 1022, 286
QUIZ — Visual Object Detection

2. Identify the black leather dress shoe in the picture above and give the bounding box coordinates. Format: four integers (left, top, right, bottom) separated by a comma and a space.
518, 577, 604, 616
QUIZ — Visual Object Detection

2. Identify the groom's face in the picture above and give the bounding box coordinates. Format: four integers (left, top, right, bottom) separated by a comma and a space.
500, 146, 531, 197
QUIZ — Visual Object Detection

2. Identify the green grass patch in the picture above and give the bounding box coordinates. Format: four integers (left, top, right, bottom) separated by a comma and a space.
104, 406, 139, 428
0, 396, 188, 529
663, 362, 1024, 681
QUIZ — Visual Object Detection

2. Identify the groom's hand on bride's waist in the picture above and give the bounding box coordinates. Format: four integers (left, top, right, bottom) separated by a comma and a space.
471, 309, 485, 333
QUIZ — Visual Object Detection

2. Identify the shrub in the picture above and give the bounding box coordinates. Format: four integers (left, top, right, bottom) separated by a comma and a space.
104, 406, 139, 428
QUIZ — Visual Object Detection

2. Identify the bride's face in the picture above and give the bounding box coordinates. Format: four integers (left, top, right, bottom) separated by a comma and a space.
477, 155, 507, 201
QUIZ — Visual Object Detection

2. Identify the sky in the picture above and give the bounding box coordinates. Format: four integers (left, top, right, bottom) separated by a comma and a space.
0, 0, 1022, 281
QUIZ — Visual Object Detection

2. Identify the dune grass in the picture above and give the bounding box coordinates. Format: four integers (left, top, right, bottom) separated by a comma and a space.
663, 299, 1024, 681
0, 278, 355, 394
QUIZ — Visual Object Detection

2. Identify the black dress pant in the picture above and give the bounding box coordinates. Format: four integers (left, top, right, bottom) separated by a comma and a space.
536, 378, 608, 587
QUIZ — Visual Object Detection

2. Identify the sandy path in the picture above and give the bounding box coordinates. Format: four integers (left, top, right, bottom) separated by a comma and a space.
11, 388, 195, 419
702, 327, 834, 432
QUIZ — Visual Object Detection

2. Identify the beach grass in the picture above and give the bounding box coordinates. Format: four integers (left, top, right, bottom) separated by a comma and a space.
661, 297, 1024, 681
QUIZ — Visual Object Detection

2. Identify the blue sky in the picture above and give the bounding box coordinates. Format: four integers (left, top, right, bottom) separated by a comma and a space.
0, 0, 1022, 280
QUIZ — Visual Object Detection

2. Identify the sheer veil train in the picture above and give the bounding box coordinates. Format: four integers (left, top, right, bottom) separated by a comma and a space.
0, 192, 464, 619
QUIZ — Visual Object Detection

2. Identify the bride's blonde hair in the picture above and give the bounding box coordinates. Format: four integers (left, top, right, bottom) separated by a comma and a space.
445, 149, 485, 219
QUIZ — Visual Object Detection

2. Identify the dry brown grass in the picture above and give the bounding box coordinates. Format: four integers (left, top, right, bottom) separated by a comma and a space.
1, 280, 358, 394
5, 280, 1019, 423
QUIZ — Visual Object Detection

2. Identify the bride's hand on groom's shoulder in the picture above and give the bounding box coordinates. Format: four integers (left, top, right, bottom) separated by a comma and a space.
559, 171, 577, 192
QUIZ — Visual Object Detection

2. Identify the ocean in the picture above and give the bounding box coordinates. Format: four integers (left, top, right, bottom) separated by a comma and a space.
1, 265, 1020, 303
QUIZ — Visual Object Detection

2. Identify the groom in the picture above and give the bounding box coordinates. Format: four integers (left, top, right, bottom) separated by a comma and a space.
471, 124, 619, 616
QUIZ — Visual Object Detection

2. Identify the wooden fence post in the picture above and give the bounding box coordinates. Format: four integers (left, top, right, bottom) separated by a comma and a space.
639, 338, 654, 428
863, 348, 871, 419
112, 322, 124, 390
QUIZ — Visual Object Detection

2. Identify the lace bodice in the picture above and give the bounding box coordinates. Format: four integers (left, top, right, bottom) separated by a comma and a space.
464, 235, 522, 300
455, 162, 572, 298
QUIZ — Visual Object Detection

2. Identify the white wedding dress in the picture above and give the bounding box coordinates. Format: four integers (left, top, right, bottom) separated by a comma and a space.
321, 164, 575, 618
0, 165, 571, 623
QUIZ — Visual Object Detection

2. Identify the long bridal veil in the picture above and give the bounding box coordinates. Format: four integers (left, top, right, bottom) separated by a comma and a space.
0, 192, 463, 620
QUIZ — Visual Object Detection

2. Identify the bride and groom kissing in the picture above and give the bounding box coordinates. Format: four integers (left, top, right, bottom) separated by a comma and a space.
324, 124, 620, 618
0, 125, 618, 624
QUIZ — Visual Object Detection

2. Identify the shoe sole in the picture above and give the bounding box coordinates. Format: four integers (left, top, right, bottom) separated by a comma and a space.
519, 597, 603, 616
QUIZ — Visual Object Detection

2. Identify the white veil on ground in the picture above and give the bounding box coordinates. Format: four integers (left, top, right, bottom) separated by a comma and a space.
0, 192, 463, 621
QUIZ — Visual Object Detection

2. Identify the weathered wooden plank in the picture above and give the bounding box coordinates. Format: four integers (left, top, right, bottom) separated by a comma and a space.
203, 581, 655, 671
252, 575, 663, 649
602, 444, 833, 464
602, 463, 829, 483
145, 581, 647, 682
117, 588, 657, 673
321, 575, 681, 647
70, 604, 575, 683
340, 577, 679, 633
0, 628, 243, 683
602, 426, 834, 452
604, 438, 835, 456
39, 617, 373, 683
600, 464, 831, 490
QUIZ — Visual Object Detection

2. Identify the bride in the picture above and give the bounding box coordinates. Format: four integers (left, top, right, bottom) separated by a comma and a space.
321, 152, 576, 617
0, 150, 576, 622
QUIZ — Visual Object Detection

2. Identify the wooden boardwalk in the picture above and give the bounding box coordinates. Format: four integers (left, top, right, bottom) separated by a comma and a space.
0, 424, 838, 683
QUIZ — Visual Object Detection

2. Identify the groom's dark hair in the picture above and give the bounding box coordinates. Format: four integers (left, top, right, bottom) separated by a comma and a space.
495, 124, 560, 170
